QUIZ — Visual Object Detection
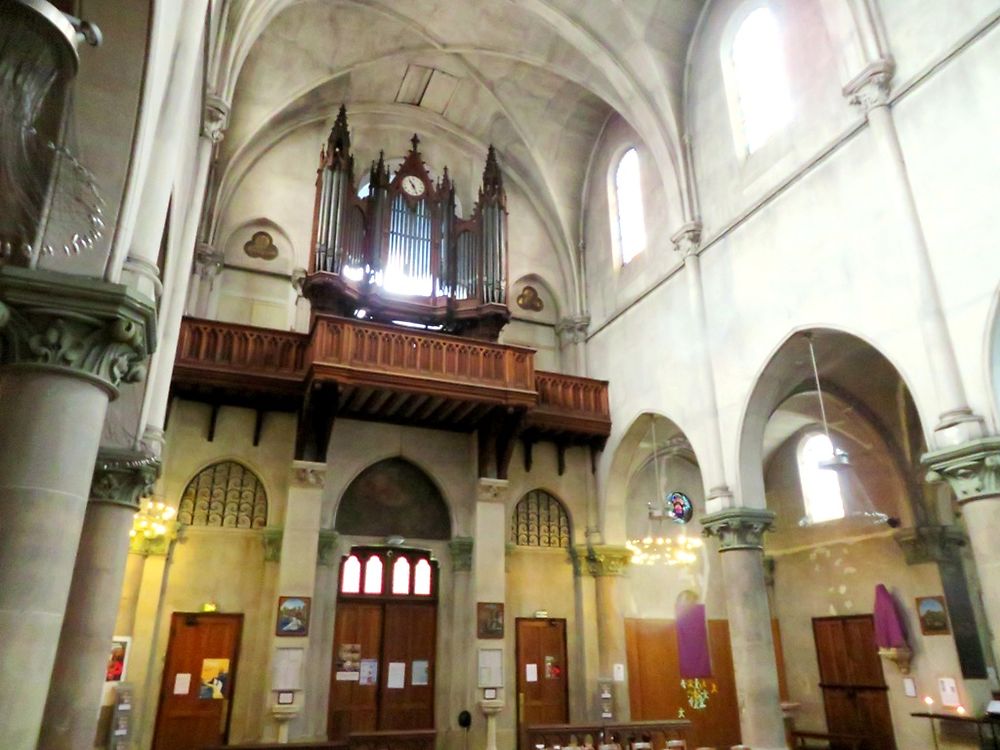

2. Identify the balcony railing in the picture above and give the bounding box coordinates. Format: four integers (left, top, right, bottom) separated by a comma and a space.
172, 316, 609, 441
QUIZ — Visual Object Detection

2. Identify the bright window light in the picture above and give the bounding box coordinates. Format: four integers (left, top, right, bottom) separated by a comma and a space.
341, 554, 361, 593
363, 555, 383, 594
614, 148, 646, 264
392, 557, 411, 595
414, 558, 432, 596
731, 7, 792, 153
798, 433, 845, 524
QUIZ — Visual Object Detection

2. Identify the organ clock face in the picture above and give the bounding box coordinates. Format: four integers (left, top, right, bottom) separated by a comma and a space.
401, 175, 426, 197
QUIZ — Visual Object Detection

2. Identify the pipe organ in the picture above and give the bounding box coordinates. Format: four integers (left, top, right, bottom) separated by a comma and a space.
303, 106, 510, 340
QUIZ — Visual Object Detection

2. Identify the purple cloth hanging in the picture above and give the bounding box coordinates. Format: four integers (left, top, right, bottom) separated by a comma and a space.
677, 603, 712, 678
873, 584, 908, 649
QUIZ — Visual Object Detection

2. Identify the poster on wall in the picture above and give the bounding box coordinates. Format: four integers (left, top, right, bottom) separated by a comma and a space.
477, 602, 504, 639
917, 596, 951, 635
199, 658, 230, 699
359, 658, 378, 686
106, 636, 131, 682
335, 643, 361, 681
276, 596, 311, 636
412, 660, 429, 686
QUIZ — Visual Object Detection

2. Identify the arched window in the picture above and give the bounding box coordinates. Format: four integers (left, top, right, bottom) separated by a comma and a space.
612, 148, 647, 265
363, 555, 384, 594
392, 557, 411, 595
342, 555, 362, 593
177, 461, 268, 528
511, 490, 571, 548
338, 548, 438, 598
728, 6, 792, 154
797, 433, 845, 524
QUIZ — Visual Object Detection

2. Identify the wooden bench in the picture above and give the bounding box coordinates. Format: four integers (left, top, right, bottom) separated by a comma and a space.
792, 729, 867, 750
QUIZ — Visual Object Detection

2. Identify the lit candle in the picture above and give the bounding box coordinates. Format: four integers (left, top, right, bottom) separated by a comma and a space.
957, 706, 966, 716
923, 696, 934, 707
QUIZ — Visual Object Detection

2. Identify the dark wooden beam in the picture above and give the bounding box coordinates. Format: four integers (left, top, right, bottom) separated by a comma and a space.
253, 410, 266, 446
207, 402, 221, 442
522, 437, 534, 473
402, 394, 432, 419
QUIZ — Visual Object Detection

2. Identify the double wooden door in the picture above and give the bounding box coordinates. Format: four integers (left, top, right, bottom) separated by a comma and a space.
516, 618, 569, 748
328, 601, 437, 739
153, 612, 243, 750
813, 615, 896, 750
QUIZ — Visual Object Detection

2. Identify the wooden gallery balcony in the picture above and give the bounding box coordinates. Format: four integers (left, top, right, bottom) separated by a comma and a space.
171, 316, 611, 474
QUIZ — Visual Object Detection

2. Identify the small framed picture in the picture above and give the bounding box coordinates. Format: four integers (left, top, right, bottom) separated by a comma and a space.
106, 636, 131, 683
916, 595, 951, 636
276, 596, 311, 637
477, 602, 504, 639
276, 691, 295, 705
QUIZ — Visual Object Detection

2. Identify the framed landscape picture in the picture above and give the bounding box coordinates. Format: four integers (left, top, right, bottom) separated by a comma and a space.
276, 596, 311, 636
916, 595, 950, 636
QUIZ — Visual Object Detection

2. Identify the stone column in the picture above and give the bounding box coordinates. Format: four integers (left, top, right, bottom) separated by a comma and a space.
925, 438, 1000, 662
702, 508, 785, 750
555, 315, 590, 377
843, 62, 983, 446
0, 267, 155, 750
475, 479, 510, 745
671, 224, 733, 512
269, 461, 326, 738
585, 545, 631, 721
192, 243, 225, 318
449, 536, 475, 727
38, 449, 159, 750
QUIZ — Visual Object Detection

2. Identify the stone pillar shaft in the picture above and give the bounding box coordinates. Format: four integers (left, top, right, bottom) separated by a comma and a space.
586, 545, 631, 721
39, 450, 159, 750
925, 438, 1000, 663
846, 64, 981, 444
673, 225, 729, 506
0, 267, 154, 750
702, 508, 785, 750
475, 479, 509, 747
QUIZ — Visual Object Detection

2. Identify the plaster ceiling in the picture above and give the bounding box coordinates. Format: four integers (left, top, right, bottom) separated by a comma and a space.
209, 0, 706, 304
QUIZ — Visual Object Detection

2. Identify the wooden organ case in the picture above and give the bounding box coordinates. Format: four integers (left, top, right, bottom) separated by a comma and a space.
303, 106, 511, 340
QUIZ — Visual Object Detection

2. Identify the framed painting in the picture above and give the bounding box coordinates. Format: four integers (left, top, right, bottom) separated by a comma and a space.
106, 636, 131, 682
276, 596, 311, 636
916, 596, 950, 636
477, 602, 504, 639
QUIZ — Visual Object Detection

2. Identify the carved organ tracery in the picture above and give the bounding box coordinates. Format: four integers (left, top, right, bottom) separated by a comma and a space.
303, 105, 510, 339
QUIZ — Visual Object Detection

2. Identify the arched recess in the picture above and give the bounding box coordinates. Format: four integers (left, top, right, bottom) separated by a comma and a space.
178, 460, 269, 528
737, 328, 929, 519
335, 457, 451, 540
510, 489, 572, 548
602, 411, 701, 543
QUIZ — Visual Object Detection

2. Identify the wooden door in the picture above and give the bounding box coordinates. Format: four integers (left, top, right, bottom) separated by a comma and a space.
153, 612, 242, 750
329, 602, 384, 740
379, 602, 436, 730
813, 615, 896, 750
516, 618, 569, 748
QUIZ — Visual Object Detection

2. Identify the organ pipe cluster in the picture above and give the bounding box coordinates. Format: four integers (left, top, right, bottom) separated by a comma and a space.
305, 106, 510, 339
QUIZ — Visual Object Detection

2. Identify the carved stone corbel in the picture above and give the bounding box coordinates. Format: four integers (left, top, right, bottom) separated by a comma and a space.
700, 507, 775, 552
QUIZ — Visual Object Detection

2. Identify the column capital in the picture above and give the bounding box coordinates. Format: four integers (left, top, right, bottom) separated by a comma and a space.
893, 524, 966, 565
555, 314, 590, 346
477, 477, 510, 504
202, 94, 230, 144
0, 266, 156, 396
291, 267, 308, 296
701, 507, 775, 551
291, 460, 327, 489
449, 536, 474, 572
583, 544, 631, 577
670, 221, 703, 258
194, 243, 225, 280
317, 528, 339, 566
924, 437, 1000, 503
843, 58, 895, 114
90, 447, 160, 509
262, 526, 283, 562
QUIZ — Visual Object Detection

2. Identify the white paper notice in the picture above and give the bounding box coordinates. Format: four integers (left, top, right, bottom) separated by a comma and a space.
526, 663, 538, 683
335, 671, 360, 682
173, 673, 191, 695
613, 663, 625, 683
273, 648, 304, 690
939, 677, 959, 707
387, 662, 406, 689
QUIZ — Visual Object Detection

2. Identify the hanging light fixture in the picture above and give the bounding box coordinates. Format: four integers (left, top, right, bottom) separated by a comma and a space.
627, 417, 702, 567
805, 333, 850, 470
798, 334, 894, 528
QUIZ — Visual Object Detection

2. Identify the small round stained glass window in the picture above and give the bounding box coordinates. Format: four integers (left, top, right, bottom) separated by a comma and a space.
666, 491, 693, 524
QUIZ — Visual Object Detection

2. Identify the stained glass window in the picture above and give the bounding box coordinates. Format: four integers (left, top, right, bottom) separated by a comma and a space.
363, 555, 384, 594
342, 555, 362, 593
392, 557, 411, 595
613, 148, 646, 264
177, 461, 267, 529
511, 490, 571, 548
414, 559, 432, 595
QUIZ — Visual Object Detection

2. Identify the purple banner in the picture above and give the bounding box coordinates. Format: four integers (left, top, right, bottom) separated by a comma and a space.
873, 584, 908, 649
677, 603, 712, 678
